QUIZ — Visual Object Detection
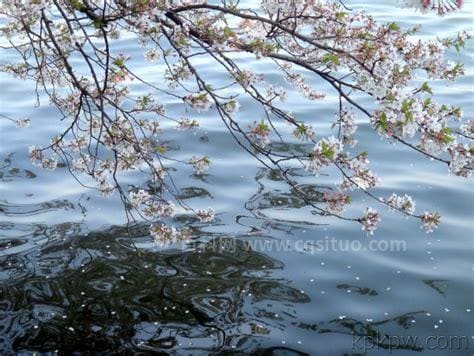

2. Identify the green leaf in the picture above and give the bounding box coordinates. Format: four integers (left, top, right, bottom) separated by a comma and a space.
155, 145, 167, 154
257, 120, 269, 132
93, 18, 105, 29
296, 123, 308, 135
452, 106, 462, 118
223, 27, 235, 37
336, 12, 348, 21
440, 127, 454, 144
112, 57, 126, 68
423, 97, 432, 108
420, 82, 433, 95
388, 22, 399, 31
321, 141, 334, 160
70, 0, 86, 11
375, 112, 388, 131
322, 53, 340, 66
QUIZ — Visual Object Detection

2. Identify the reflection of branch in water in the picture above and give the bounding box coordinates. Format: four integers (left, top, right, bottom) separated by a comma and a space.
0, 200, 75, 217
237, 167, 329, 234
423, 279, 448, 296
336, 283, 378, 296
294, 311, 427, 352
0, 227, 311, 353
177, 187, 213, 200
0, 221, 83, 259
0, 153, 37, 181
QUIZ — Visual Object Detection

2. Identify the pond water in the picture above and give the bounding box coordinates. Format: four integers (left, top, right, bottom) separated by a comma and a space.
0, 1, 473, 354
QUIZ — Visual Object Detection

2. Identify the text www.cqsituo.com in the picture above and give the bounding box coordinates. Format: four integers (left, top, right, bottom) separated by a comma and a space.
209, 236, 408, 253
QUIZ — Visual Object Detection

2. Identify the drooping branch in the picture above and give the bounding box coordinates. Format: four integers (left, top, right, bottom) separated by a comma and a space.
0, 0, 471, 240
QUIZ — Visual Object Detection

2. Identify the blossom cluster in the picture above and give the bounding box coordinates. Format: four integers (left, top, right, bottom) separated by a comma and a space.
339, 111, 358, 147
286, 72, 326, 101
189, 156, 211, 175
249, 121, 271, 147
28, 146, 58, 171
177, 118, 199, 131
292, 123, 315, 141
421, 211, 441, 233
460, 120, 473, 138
448, 144, 473, 177
372, 88, 472, 178
385, 194, 416, 215
304, 136, 343, 175
130, 190, 176, 218
324, 191, 351, 214
196, 208, 215, 223
341, 154, 380, 191
149, 223, 190, 246
15, 118, 30, 128
360, 208, 382, 235
184, 92, 212, 112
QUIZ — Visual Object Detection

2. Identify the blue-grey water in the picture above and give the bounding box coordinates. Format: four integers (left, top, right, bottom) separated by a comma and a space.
0, 1, 473, 354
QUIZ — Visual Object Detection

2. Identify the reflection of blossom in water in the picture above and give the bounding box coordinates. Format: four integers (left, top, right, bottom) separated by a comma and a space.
398, 0, 463, 14
15, 118, 30, 128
